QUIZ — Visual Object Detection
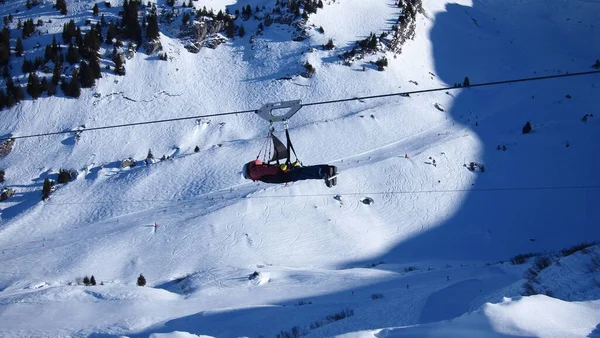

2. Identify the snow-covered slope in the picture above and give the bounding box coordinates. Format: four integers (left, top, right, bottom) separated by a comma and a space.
0, 0, 599, 336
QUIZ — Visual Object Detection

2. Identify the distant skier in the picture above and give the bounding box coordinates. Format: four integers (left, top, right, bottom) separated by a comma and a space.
242, 159, 337, 187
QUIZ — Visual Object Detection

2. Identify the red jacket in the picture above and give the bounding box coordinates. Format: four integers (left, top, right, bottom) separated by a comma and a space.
247, 160, 282, 181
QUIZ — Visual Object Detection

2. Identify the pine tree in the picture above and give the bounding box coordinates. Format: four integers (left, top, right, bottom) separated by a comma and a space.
42, 178, 52, 200
137, 273, 146, 286
89, 55, 102, 79
66, 43, 80, 64
26, 72, 42, 99
68, 70, 81, 97
463, 76, 470, 87
324, 38, 334, 50
0, 89, 5, 110
22, 58, 33, 73
83, 276, 90, 286
15, 38, 24, 57
522, 121, 532, 134
92, 3, 99, 16
113, 54, 125, 75
79, 61, 95, 88
238, 24, 245, 37
225, 22, 235, 38
90, 275, 97, 286
147, 149, 154, 159
55, 0, 67, 15
51, 61, 62, 85
146, 14, 159, 40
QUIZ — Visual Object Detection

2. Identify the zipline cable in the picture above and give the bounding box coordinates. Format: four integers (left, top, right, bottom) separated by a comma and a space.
2, 69, 599, 142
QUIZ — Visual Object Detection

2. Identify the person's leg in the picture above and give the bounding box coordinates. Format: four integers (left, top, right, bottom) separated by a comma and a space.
289, 165, 330, 181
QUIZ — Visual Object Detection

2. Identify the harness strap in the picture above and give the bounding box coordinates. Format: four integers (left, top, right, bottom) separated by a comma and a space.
285, 126, 300, 166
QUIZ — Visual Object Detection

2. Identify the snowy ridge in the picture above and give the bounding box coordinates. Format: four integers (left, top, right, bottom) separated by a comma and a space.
0, 0, 599, 336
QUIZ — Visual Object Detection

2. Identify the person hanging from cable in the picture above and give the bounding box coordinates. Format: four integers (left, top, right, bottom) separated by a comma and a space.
242, 100, 337, 187
243, 159, 337, 187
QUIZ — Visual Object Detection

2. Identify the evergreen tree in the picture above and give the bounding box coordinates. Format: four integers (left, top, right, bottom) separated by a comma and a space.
42, 178, 52, 200
44, 44, 53, 62
46, 79, 56, 96
324, 38, 334, 50
15, 38, 24, 57
0, 89, 5, 110
225, 22, 235, 39
90, 275, 97, 286
52, 61, 62, 85
463, 76, 471, 87
113, 54, 125, 75
5, 90, 14, 108
238, 24, 245, 37
68, 69, 81, 97
66, 43, 80, 64
22, 58, 33, 73
137, 273, 146, 286
0, 27, 10, 66
83, 276, 90, 286
522, 121, 532, 134
2, 65, 9, 78
89, 55, 102, 79
79, 61, 95, 88
40, 76, 48, 93
147, 149, 154, 159
146, 14, 159, 40
93, 3, 99, 16
55, 0, 67, 15
26, 72, 42, 99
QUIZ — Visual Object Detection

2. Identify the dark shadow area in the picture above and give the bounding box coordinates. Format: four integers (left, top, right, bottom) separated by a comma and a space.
588, 323, 600, 337
345, 0, 600, 265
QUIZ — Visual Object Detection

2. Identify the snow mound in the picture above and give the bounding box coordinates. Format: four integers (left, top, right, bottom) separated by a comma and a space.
374, 295, 600, 338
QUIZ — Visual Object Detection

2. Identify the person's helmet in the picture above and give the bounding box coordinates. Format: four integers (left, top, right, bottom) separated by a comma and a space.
242, 162, 251, 179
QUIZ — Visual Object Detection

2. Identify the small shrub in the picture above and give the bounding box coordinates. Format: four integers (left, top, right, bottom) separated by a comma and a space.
561, 242, 597, 256
325, 308, 354, 322
371, 293, 383, 300
324, 38, 334, 50
510, 253, 538, 265
589, 254, 600, 272
405, 266, 417, 272
593, 59, 600, 69
276, 326, 302, 338
375, 56, 388, 71
57, 169, 73, 184
194, 145, 200, 153
147, 149, 154, 159
522, 282, 538, 296
303, 61, 315, 77
522, 121, 532, 134
41, 178, 54, 200
0, 169, 4, 183
137, 273, 146, 286
309, 321, 323, 329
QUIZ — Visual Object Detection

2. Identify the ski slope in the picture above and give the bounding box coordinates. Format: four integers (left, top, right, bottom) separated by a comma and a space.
0, 0, 599, 336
